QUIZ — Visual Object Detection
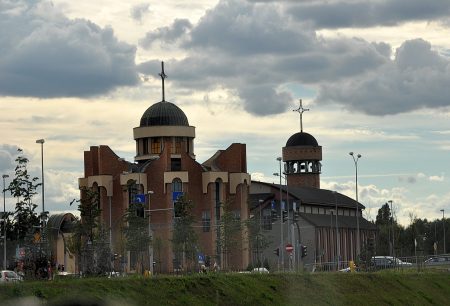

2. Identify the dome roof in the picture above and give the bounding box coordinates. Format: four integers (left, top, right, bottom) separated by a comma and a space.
140, 101, 189, 127
286, 132, 319, 147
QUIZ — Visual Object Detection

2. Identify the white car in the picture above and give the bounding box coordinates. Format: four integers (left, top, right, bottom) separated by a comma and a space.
251, 267, 269, 274
0, 270, 23, 283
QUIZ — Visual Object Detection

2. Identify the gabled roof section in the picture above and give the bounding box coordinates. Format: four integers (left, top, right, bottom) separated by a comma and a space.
251, 181, 365, 210
300, 213, 377, 230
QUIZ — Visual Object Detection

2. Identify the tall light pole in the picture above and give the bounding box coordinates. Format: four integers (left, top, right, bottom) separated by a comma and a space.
277, 157, 284, 271
389, 200, 395, 258
258, 199, 263, 266
274, 172, 291, 270
147, 191, 154, 275
333, 192, 340, 270
2, 174, 9, 270
349, 152, 361, 258
441, 209, 446, 254
36, 139, 45, 220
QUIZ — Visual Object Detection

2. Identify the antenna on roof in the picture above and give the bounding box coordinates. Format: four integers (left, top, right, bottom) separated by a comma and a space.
159, 61, 168, 102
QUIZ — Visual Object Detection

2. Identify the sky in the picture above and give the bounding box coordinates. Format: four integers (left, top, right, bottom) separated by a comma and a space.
1, 0, 450, 226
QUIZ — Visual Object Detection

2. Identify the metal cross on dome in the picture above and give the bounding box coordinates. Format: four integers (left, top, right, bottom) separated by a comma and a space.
159, 61, 168, 102
293, 99, 309, 132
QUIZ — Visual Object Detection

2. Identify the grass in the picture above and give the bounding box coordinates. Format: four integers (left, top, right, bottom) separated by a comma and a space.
0, 271, 449, 305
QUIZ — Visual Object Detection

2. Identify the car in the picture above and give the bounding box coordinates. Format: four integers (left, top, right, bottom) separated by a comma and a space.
0, 270, 23, 283
251, 267, 269, 274
424, 255, 450, 266
371, 256, 412, 270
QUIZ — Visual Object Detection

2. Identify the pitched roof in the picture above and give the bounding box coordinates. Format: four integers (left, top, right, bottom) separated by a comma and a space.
300, 213, 377, 230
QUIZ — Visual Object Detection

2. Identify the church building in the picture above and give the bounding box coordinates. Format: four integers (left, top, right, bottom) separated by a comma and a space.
250, 101, 377, 271
78, 63, 250, 273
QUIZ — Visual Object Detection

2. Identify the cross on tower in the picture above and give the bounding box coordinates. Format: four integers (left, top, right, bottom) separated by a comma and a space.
159, 61, 168, 102
293, 99, 309, 132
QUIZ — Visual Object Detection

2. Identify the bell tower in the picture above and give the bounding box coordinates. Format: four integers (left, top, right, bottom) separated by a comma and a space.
282, 100, 322, 188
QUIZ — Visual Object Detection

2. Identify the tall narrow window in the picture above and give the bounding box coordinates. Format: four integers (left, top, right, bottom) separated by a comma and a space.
143, 138, 149, 155
202, 210, 211, 232
172, 178, 182, 192
151, 138, 161, 154
172, 137, 182, 154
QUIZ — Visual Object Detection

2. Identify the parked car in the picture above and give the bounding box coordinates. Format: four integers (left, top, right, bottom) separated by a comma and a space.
251, 267, 269, 274
371, 256, 412, 270
0, 270, 23, 283
424, 255, 450, 266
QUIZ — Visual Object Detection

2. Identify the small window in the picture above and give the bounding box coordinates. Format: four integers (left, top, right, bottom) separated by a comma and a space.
172, 137, 183, 154
263, 209, 272, 230
202, 210, 211, 232
171, 158, 181, 171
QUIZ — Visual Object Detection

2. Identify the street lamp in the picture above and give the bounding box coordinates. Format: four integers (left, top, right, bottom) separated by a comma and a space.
333, 192, 340, 271
258, 199, 263, 266
36, 139, 45, 223
276, 157, 284, 271
147, 190, 154, 275
389, 200, 395, 258
349, 152, 361, 258
441, 209, 446, 254
2, 174, 9, 270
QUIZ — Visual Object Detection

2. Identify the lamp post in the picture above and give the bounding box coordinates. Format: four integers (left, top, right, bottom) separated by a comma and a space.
258, 199, 263, 266
36, 139, 45, 221
274, 171, 291, 270
441, 209, 446, 254
389, 200, 395, 258
276, 157, 284, 271
349, 152, 361, 258
147, 191, 154, 275
2, 174, 9, 270
333, 192, 340, 270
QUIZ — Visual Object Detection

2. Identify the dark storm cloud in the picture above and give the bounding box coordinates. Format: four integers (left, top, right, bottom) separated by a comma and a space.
317, 39, 450, 115
287, 0, 450, 28
130, 3, 150, 22
139, 19, 192, 49
0, 0, 139, 98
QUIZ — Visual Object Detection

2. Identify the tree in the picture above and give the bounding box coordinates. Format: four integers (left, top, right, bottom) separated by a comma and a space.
6, 148, 44, 278
69, 187, 111, 275
7, 148, 41, 241
245, 214, 271, 267
216, 199, 243, 271
171, 195, 198, 273
123, 200, 151, 273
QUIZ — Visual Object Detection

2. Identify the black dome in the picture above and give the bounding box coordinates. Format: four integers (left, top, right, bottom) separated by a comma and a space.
140, 101, 189, 127
286, 132, 319, 147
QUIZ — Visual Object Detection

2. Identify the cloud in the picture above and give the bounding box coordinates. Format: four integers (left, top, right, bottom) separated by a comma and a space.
0, 0, 139, 98
130, 3, 150, 22
429, 174, 444, 182
137, 0, 389, 116
139, 18, 192, 49
287, 0, 450, 29
0, 144, 20, 174
317, 39, 450, 115
139, 0, 450, 117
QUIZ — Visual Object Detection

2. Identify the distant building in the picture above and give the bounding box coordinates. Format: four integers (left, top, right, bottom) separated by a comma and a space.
79, 63, 250, 273
250, 102, 377, 271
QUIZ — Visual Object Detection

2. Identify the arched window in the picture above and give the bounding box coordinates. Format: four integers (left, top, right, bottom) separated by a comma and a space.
172, 178, 182, 192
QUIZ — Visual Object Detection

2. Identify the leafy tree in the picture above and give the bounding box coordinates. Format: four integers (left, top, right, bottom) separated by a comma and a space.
5, 148, 45, 278
172, 195, 198, 273
245, 215, 271, 267
123, 200, 151, 273
216, 199, 243, 271
69, 187, 111, 275
7, 148, 41, 241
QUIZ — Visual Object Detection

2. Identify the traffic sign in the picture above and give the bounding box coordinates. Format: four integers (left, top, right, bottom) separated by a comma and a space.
285, 243, 294, 253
